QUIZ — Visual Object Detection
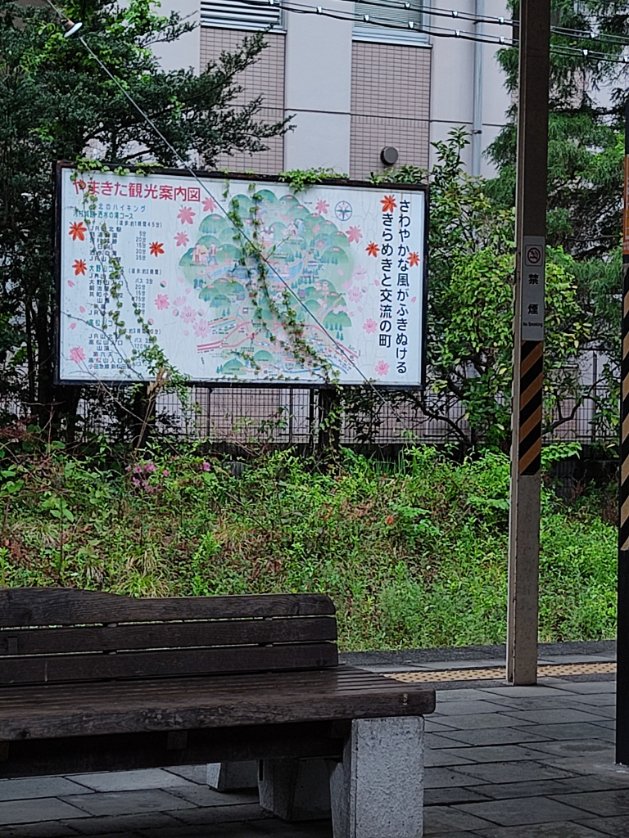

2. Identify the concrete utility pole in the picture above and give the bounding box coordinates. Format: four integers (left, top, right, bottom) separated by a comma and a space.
617, 99, 629, 765
507, 0, 550, 685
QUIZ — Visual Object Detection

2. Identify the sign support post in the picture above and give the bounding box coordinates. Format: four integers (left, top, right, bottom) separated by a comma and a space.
506, 0, 550, 685
617, 98, 629, 765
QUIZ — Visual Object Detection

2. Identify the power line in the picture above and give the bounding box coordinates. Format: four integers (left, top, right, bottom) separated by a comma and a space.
250, 0, 629, 64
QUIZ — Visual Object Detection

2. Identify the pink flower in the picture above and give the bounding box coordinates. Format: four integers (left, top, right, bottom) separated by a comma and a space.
154, 294, 170, 310
202, 197, 217, 212
347, 226, 362, 243
177, 206, 196, 224
173, 296, 186, 307
181, 306, 195, 323
363, 318, 377, 334
69, 346, 85, 364
201, 461, 212, 472
315, 199, 329, 215
348, 286, 362, 303
374, 360, 390, 377
193, 320, 210, 337
162, 469, 170, 477
175, 232, 189, 247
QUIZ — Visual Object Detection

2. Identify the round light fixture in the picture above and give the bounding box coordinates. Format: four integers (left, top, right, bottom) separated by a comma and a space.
380, 146, 399, 167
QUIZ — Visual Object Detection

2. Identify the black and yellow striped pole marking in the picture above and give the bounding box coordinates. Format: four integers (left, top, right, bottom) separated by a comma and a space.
617, 99, 629, 767
518, 339, 544, 475
506, 0, 550, 686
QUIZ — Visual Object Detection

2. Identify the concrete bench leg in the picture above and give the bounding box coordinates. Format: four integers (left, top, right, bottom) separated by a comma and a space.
206, 761, 258, 791
258, 757, 331, 821
329, 716, 425, 838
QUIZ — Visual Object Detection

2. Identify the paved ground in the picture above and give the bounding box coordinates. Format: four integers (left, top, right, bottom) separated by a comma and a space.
1, 641, 627, 837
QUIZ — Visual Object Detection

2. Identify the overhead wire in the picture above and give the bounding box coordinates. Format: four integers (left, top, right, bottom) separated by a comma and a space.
241, 0, 629, 63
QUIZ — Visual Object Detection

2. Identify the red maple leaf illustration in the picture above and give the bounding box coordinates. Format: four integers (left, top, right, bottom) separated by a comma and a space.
366, 242, 380, 257
68, 221, 87, 241
407, 252, 420, 267
149, 241, 165, 257
73, 259, 87, 276
381, 195, 397, 213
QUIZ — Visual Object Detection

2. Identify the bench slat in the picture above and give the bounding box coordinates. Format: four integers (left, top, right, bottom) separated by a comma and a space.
0, 642, 338, 686
0, 589, 335, 627
0, 616, 337, 657
0, 667, 436, 739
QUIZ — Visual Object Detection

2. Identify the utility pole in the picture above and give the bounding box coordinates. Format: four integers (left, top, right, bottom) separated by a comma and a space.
507, 0, 550, 685
617, 99, 629, 765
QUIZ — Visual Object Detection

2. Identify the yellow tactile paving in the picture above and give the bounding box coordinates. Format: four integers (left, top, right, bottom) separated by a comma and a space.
386, 661, 616, 683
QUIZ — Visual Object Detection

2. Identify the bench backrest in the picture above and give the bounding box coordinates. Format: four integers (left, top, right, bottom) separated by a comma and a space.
0, 588, 338, 687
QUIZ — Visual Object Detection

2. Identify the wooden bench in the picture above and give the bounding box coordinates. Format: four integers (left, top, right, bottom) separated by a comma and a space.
0, 588, 435, 837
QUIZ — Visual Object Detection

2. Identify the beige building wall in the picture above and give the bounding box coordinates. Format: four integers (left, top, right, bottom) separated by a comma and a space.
350, 43, 431, 179
200, 28, 286, 174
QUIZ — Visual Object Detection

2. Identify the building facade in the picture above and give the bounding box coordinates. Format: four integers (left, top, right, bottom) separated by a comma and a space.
158, 0, 512, 180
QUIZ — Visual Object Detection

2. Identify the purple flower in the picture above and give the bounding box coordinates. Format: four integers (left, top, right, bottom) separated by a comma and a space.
201, 461, 212, 472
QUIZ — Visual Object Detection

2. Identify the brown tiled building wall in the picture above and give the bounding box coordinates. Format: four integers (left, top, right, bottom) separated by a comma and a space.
200, 28, 285, 174
350, 42, 431, 179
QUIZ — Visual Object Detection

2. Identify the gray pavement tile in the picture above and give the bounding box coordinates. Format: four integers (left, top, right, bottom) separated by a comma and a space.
424, 786, 493, 806
519, 723, 616, 742
500, 708, 610, 725
0, 797, 91, 825
139, 824, 282, 838
472, 778, 584, 800
167, 784, 258, 806
440, 727, 549, 747
61, 811, 183, 834
456, 795, 593, 826
481, 696, 613, 712
567, 693, 616, 706
423, 804, 496, 834
0, 776, 92, 801
60, 789, 197, 818
543, 681, 617, 694
482, 686, 572, 698
592, 720, 616, 730
427, 732, 467, 748
248, 819, 332, 836
436, 688, 498, 702
524, 739, 615, 759
538, 756, 627, 777
426, 719, 463, 733
434, 700, 517, 716
554, 774, 629, 792
430, 713, 535, 730
453, 760, 575, 784
163, 765, 208, 785
69, 769, 198, 792
474, 823, 612, 837
583, 705, 616, 719
552, 789, 629, 817
425, 749, 474, 767
443, 745, 556, 764
424, 767, 487, 789
0, 824, 82, 838
169, 803, 271, 826
577, 815, 629, 835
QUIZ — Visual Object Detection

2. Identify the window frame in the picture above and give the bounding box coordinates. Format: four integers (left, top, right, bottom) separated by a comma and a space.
200, 0, 284, 32
352, 0, 428, 46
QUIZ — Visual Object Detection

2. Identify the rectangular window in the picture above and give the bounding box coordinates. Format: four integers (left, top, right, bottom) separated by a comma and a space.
201, 1, 282, 30
353, 0, 425, 44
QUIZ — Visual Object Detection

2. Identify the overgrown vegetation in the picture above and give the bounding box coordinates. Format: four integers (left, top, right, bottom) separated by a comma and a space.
0, 441, 616, 649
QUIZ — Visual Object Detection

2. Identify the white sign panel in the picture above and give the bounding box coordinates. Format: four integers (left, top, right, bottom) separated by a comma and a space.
521, 236, 545, 341
56, 166, 427, 387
